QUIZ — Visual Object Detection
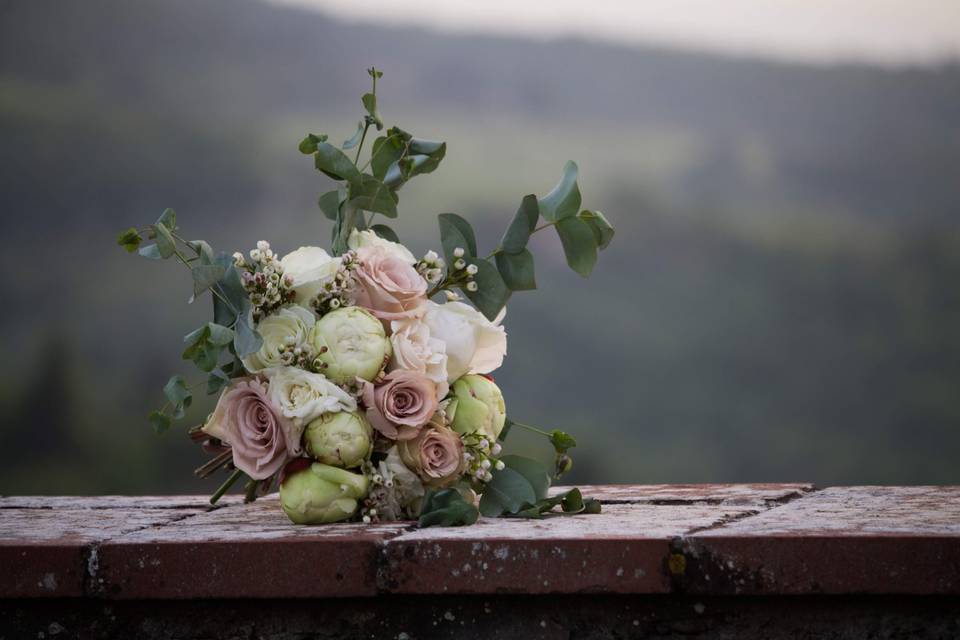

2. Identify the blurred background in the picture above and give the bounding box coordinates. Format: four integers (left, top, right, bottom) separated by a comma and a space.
2, 0, 960, 494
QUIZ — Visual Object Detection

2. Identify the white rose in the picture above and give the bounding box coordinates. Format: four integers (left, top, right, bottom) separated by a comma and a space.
264, 367, 357, 434
381, 446, 426, 517
423, 301, 507, 382
242, 305, 316, 373
279, 246, 341, 305
347, 228, 416, 264
389, 317, 449, 400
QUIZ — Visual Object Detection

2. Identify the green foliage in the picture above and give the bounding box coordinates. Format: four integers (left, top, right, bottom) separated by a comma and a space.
538, 161, 581, 222
342, 120, 365, 149
314, 141, 361, 185
116, 227, 142, 252
438, 213, 477, 261
418, 488, 480, 527
478, 465, 537, 517
317, 188, 343, 221
464, 258, 511, 321
498, 455, 549, 500
556, 216, 598, 277
162, 375, 192, 419
298, 132, 328, 155
370, 223, 399, 243
501, 195, 539, 254
182, 322, 235, 372
148, 410, 171, 435
495, 249, 536, 291
191, 264, 226, 299
578, 210, 615, 250
349, 174, 398, 219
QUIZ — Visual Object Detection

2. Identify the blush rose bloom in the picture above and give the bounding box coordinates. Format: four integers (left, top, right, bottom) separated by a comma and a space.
348, 228, 416, 264
202, 378, 296, 480
397, 422, 466, 488
352, 246, 428, 324
389, 317, 449, 401
423, 301, 507, 382
360, 369, 438, 440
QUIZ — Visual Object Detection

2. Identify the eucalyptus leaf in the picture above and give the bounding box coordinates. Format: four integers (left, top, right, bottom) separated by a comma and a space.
187, 240, 215, 264
207, 367, 232, 395
501, 195, 539, 254
342, 120, 365, 149
138, 244, 162, 260
555, 217, 598, 277
191, 264, 226, 299
478, 466, 537, 517
157, 208, 177, 230
578, 210, 615, 250
418, 489, 480, 527
153, 221, 177, 259
370, 134, 404, 182
438, 213, 478, 261
116, 227, 142, 253
370, 224, 399, 243
314, 142, 361, 185
348, 174, 398, 218
463, 258, 511, 322
361, 93, 382, 129
163, 375, 192, 420
501, 455, 550, 500
149, 410, 171, 435
233, 311, 262, 357
539, 161, 581, 222
298, 133, 328, 155
317, 189, 343, 221
495, 249, 536, 291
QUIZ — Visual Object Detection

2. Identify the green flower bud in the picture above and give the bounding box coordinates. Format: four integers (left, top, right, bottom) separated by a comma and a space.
304, 410, 373, 468
449, 374, 506, 441
279, 460, 369, 524
309, 307, 391, 384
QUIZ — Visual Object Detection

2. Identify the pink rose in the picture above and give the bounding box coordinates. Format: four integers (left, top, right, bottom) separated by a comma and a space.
397, 423, 466, 488
353, 246, 428, 323
203, 378, 297, 480
361, 370, 438, 441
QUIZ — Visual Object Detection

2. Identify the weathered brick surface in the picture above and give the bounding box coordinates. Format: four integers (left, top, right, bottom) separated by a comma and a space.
1, 485, 958, 601
676, 486, 960, 595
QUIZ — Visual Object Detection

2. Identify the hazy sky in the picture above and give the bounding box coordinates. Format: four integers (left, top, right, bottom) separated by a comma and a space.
271, 0, 960, 67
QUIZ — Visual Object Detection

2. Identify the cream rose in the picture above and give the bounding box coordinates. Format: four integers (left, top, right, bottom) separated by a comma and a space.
264, 367, 357, 432
352, 246, 428, 324
423, 301, 507, 382
389, 317, 449, 400
348, 228, 416, 264
241, 305, 316, 372
279, 246, 341, 305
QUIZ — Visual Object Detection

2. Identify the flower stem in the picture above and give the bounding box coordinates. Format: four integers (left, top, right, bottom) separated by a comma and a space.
209, 468, 244, 505
510, 421, 552, 438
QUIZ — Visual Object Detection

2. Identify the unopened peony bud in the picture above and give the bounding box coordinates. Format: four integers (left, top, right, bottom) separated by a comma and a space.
279, 460, 369, 524
449, 375, 507, 441
304, 410, 373, 468
310, 307, 391, 384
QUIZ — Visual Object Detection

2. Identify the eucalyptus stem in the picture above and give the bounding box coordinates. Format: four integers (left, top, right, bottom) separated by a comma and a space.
168, 231, 240, 316
209, 468, 244, 505
510, 421, 553, 438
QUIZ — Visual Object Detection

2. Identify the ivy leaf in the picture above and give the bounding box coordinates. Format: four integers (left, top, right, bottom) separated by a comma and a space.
555, 217, 598, 277
348, 175, 398, 218
578, 210, 615, 250
149, 410, 171, 435
438, 213, 478, 262
495, 249, 536, 291
298, 132, 328, 155
500, 455, 550, 501
191, 264, 226, 299
539, 161, 581, 222
370, 224, 399, 243
317, 188, 344, 222
163, 375, 192, 420
463, 258, 510, 322
342, 120, 365, 150
116, 227, 142, 253
361, 93, 383, 130
314, 142, 361, 186
418, 489, 480, 527
501, 195, 539, 254
478, 466, 537, 517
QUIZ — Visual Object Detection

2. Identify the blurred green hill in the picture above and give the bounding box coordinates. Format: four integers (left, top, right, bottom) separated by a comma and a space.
2, 0, 959, 493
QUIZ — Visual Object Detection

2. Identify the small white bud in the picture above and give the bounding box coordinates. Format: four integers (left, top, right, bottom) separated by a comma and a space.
249, 249, 262, 261
256, 240, 270, 252
466, 264, 478, 275
484, 471, 494, 482
481, 459, 491, 470
466, 281, 478, 292
330, 298, 341, 309
479, 439, 489, 450
453, 247, 465, 258
474, 468, 485, 479
424, 250, 439, 263
491, 443, 502, 455
362, 515, 372, 524
454, 259, 466, 270
444, 290, 460, 302
369, 509, 378, 516
494, 460, 505, 471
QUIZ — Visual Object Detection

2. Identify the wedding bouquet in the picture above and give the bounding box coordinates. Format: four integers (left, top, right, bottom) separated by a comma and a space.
117, 68, 614, 526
